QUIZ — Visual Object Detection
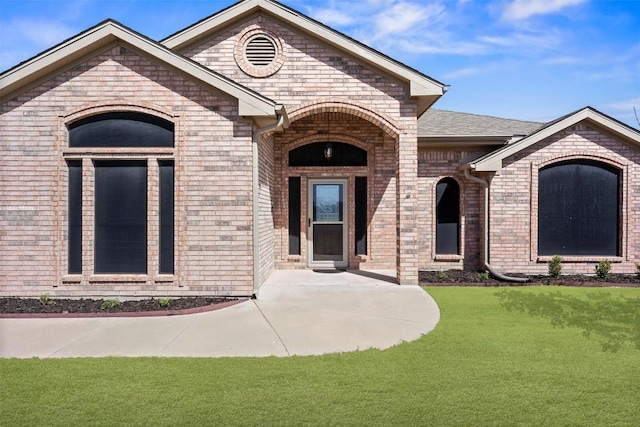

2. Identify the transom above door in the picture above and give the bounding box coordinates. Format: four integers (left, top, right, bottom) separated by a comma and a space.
308, 179, 348, 268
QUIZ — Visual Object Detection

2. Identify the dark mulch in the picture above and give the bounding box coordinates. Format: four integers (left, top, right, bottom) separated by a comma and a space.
419, 270, 640, 287
0, 297, 238, 314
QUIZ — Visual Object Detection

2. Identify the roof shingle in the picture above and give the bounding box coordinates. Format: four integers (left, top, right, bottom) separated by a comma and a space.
418, 109, 543, 138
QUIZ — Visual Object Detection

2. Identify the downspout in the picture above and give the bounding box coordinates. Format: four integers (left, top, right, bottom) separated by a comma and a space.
464, 166, 529, 283
251, 105, 288, 298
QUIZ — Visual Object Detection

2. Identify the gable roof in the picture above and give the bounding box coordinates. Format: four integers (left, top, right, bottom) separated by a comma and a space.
161, 0, 446, 115
469, 106, 640, 172
419, 109, 543, 139
0, 19, 282, 121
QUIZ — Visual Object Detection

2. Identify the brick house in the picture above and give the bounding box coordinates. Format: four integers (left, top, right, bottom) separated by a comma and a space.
1, 0, 639, 297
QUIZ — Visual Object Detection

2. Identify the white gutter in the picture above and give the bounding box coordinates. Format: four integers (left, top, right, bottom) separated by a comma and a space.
251, 105, 289, 297
463, 167, 529, 283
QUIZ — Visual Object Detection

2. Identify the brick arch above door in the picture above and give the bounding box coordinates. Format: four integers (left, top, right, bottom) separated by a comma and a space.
287, 99, 400, 139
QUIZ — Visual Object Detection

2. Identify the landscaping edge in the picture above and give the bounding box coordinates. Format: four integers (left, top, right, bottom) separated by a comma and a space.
0, 299, 246, 319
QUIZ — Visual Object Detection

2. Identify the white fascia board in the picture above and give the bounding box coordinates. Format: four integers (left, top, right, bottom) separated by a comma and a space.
163, 0, 445, 100
261, 1, 445, 98
162, 0, 259, 49
471, 107, 640, 172
1, 20, 278, 119
1, 25, 118, 99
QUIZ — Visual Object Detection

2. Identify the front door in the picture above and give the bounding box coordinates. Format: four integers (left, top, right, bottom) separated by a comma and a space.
308, 179, 348, 268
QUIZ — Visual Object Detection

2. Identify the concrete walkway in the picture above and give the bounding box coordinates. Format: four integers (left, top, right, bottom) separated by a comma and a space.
0, 270, 440, 358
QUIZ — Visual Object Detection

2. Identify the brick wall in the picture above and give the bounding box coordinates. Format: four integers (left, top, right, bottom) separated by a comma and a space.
272, 113, 398, 270
489, 123, 640, 274
0, 47, 255, 297
182, 15, 407, 117
180, 14, 418, 276
258, 133, 275, 288
1, 12, 426, 296
417, 149, 487, 271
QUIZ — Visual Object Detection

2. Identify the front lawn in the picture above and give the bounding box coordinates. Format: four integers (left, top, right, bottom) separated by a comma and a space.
1, 287, 638, 426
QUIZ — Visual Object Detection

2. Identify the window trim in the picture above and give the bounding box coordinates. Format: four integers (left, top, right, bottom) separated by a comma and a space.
531, 153, 628, 262
59, 106, 179, 284
435, 177, 461, 256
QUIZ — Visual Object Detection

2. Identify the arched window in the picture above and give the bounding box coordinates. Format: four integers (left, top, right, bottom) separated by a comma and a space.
436, 178, 460, 255
538, 160, 620, 256
288, 142, 367, 167
67, 112, 174, 275
69, 112, 174, 148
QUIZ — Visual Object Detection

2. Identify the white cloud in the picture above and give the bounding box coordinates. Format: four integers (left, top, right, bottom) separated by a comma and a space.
480, 31, 562, 50
309, 8, 354, 26
443, 67, 483, 79
542, 56, 583, 65
607, 97, 640, 110
0, 18, 77, 70
371, 2, 444, 40
395, 39, 487, 55
7, 19, 76, 47
502, 0, 587, 21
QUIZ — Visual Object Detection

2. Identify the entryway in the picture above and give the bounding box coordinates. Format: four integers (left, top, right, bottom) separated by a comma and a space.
307, 179, 348, 268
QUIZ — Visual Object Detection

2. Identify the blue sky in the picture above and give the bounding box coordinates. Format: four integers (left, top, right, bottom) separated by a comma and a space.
1, 0, 639, 127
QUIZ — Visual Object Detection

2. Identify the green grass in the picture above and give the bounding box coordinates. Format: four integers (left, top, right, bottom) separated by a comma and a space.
2, 287, 639, 426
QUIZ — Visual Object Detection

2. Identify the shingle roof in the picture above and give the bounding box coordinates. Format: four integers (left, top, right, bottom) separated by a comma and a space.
418, 109, 543, 138
468, 106, 640, 172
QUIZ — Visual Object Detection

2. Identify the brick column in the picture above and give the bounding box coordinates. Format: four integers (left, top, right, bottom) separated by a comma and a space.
396, 127, 419, 285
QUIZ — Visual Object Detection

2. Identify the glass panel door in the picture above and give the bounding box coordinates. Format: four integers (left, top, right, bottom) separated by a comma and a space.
308, 179, 348, 267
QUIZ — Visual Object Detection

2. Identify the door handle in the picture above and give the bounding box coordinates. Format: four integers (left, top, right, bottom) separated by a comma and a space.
308, 218, 311, 228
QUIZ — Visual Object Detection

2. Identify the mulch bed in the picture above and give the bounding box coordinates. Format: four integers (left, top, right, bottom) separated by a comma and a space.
3, 270, 639, 317
0, 297, 241, 317
419, 270, 640, 287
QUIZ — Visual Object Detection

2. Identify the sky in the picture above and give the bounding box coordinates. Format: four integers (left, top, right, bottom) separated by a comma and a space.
1, 0, 639, 128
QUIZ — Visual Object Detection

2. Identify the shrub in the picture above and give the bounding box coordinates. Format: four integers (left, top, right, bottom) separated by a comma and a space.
39, 294, 55, 306
636, 263, 640, 278
101, 299, 121, 310
478, 271, 490, 281
595, 259, 611, 280
436, 270, 449, 280
548, 255, 563, 278
158, 298, 171, 308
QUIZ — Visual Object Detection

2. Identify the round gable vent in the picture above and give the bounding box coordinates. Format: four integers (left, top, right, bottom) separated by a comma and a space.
235, 26, 285, 78
245, 36, 277, 66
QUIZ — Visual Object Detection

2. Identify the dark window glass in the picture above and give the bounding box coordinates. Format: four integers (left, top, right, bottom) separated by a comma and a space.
288, 177, 301, 255
538, 160, 619, 256
68, 161, 82, 274
69, 112, 174, 148
94, 161, 147, 274
436, 178, 460, 255
159, 161, 174, 274
355, 177, 367, 255
289, 142, 367, 167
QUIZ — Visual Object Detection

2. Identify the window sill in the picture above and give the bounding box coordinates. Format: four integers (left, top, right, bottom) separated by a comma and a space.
434, 254, 463, 262
62, 275, 176, 283
89, 275, 149, 282
63, 148, 174, 156
537, 256, 623, 263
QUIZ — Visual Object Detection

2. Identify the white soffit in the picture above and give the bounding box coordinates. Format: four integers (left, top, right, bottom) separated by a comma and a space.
0, 20, 279, 119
